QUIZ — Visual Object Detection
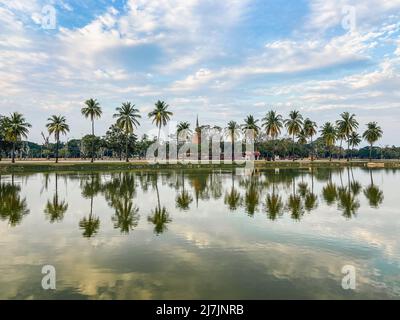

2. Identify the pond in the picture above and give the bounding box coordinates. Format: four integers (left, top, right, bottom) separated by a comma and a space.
0, 167, 399, 299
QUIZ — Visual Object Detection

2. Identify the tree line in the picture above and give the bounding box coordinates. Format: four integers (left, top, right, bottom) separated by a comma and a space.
0, 99, 390, 163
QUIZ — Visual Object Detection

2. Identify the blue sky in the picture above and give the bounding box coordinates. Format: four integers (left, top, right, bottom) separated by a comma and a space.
0, 0, 400, 145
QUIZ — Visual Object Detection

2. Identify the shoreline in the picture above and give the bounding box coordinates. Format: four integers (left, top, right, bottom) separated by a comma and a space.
0, 159, 399, 173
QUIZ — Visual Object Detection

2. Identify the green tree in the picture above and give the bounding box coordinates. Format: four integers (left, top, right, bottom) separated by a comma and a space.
113, 102, 141, 162
242, 115, 260, 137
3, 112, 31, 163
148, 100, 173, 142
225, 121, 240, 161
284, 110, 303, 161
81, 98, 102, 163
46, 115, 70, 163
303, 118, 317, 160
348, 132, 361, 160
336, 112, 359, 161
176, 121, 191, 160
262, 111, 283, 160
320, 122, 337, 161
362, 122, 383, 161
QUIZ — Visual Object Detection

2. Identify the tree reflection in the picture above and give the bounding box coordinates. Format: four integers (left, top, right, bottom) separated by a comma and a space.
337, 168, 360, 219
103, 172, 140, 234
364, 170, 384, 208
0, 175, 29, 226
224, 172, 242, 211
264, 172, 283, 220
176, 171, 193, 211
44, 173, 68, 223
287, 175, 304, 221
79, 174, 101, 238
148, 174, 171, 235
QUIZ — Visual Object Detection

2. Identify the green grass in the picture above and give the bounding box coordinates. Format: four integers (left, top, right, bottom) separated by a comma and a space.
0, 159, 399, 173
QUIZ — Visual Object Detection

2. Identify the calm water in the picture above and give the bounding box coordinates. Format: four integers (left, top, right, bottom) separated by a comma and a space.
0, 167, 399, 299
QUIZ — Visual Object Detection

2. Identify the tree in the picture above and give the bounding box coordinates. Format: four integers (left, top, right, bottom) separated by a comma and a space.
225, 121, 240, 161
148, 100, 173, 142
336, 112, 358, 161
3, 112, 31, 163
113, 102, 141, 162
303, 118, 317, 161
46, 115, 70, 163
81, 98, 102, 163
81, 135, 103, 159
284, 110, 303, 161
242, 115, 260, 137
262, 111, 283, 160
362, 122, 383, 161
176, 121, 191, 160
348, 132, 361, 160
320, 122, 337, 161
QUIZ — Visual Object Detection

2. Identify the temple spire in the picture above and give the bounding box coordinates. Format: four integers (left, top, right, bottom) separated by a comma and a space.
196, 115, 199, 129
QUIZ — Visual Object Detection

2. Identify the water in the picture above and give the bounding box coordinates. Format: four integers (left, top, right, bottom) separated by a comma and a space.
0, 167, 399, 299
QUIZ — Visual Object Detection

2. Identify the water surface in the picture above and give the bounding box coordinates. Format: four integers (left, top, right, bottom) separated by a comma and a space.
0, 167, 399, 299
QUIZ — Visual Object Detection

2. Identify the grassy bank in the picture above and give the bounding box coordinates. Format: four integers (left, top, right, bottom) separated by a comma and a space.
0, 159, 399, 173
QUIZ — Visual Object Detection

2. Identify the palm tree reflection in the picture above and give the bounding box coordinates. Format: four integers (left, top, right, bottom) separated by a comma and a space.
148, 174, 172, 235
79, 174, 101, 238
224, 172, 242, 211
0, 175, 29, 226
44, 173, 68, 223
176, 171, 193, 211
364, 169, 384, 208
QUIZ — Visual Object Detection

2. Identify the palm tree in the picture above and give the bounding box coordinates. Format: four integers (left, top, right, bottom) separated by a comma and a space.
336, 112, 359, 161
262, 111, 283, 160
320, 122, 337, 161
297, 129, 308, 154
242, 115, 260, 145
4, 112, 31, 163
303, 118, 317, 160
348, 132, 361, 160
81, 99, 102, 162
176, 121, 191, 160
362, 122, 383, 161
46, 115, 70, 163
113, 102, 141, 162
148, 100, 173, 142
225, 121, 240, 161
284, 110, 303, 161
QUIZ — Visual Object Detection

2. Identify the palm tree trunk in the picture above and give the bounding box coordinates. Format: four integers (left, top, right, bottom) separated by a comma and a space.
339, 139, 343, 160
158, 125, 161, 142
176, 135, 179, 160
11, 142, 15, 163
231, 136, 235, 162
55, 137, 59, 163
369, 143, 372, 161
347, 140, 350, 162
292, 134, 295, 161
91, 119, 95, 163
125, 134, 129, 162
310, 136, 314, 161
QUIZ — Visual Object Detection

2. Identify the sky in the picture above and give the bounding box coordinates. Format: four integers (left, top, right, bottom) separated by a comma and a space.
0, 0, 400, 146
